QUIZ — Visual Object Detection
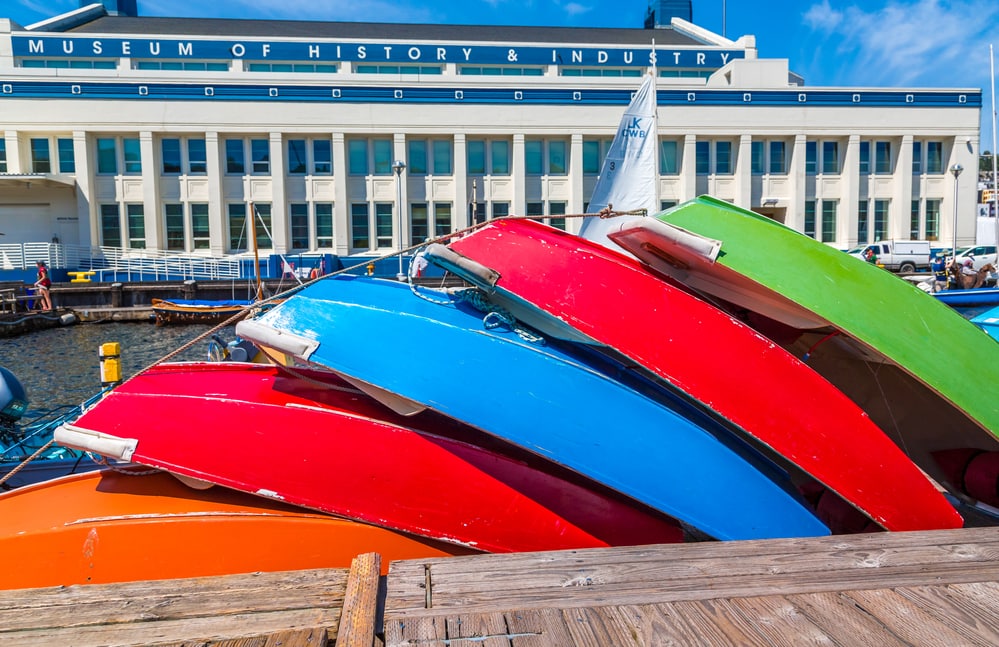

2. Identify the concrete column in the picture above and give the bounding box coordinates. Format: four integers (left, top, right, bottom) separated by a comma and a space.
512, 134, 525, 215
787, 134, 807, 231
5, 131, 23, 173
893, 135, 914, 239
72, 131, 95, 248
569, 133, 583, 232
332, 132, 349, 256
139, 131, 161, 250
840, 136, 860, 246
735, 134, 752, 209
453, 133, 467, 231
268, 132, 287, 253
682, 134, 697, 201
205, 132, 225, 255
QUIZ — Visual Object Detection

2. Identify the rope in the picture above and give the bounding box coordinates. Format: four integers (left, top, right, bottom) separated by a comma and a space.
453, 287, 545, 344
0, 438, 55, 487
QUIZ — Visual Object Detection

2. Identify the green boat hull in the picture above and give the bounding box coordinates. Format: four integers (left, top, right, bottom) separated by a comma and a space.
635, 196, 999, 486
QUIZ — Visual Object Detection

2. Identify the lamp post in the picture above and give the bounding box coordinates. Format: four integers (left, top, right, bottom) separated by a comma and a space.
392, 160, 406, 281
950, 163, 963, 263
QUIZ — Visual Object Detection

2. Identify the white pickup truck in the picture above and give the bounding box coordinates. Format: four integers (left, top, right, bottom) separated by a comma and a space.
849, 240, 931, 273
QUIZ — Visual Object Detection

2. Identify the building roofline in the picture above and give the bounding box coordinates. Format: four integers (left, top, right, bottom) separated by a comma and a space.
24, 3, 107, 32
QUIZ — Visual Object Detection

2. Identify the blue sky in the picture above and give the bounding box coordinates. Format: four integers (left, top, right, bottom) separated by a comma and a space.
6, 0, 999, 151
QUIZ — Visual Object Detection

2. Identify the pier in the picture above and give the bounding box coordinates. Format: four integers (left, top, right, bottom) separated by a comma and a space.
3, 527, 997, 646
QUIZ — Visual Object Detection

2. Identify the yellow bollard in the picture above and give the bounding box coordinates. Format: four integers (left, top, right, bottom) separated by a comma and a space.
99, 342, 123, 387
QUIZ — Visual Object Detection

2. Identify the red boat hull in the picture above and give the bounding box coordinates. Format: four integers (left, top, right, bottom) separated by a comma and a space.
446, 218, 961, 532
0, 469, 470, 590
933, 448, 999, 507
58, 362, 683, 552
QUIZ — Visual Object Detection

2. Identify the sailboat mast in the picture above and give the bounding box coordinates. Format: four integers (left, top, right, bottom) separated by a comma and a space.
248, 202, 263, 302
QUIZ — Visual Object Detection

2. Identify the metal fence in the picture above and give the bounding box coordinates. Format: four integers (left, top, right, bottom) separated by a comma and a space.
0, 242, 244, 281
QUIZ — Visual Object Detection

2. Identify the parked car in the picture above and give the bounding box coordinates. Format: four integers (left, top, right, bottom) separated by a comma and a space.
848, 240, 931, 273
953, 245, 997, 270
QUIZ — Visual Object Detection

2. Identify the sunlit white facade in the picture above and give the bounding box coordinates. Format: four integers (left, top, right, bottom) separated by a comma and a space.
0, 4, 983, 260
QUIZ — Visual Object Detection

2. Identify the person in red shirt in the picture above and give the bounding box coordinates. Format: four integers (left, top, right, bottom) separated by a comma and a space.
33, 260, 52, 311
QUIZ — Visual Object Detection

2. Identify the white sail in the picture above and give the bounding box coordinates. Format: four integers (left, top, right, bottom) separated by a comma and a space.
578, 73, 658, 248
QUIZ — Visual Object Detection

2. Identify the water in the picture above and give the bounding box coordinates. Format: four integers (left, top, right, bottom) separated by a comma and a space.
0, 322, 234, 411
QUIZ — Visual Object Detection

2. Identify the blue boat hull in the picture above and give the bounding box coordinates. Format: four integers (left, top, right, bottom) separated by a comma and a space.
934, 288, 999, 307
238, 276, 829, 541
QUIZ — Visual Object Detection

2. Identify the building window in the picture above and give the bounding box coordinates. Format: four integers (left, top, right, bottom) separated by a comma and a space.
136, 60, 228, 71
874, 141, 892, 174
805, 141, 817, 174
804, 201, 816, 239
375, 203, 393, 248
246, 61, 336, 73
355, 64, 441, 75
188, 139, 207, 174
821, 201, 837, 243
225, 139, 245, 174
470, 200, 486, 225
911, 200, 921, 239
874, 199, 890, 240
715, 142, 733, 175
493, 202, 510, 218
695, 141, 710, 174
661, 200, 678, 211
162, 139, 182, 174
228, 203, 248, 251
524, 139, 567, 175
290, 203, 309, 249
926, 141, 943, 174
434, 203, 452, 237
460, 65, 544, 76
468, 140, 487, 175
561, 67, 642, 77
411, 203, 429, 243
349, 139, 392, 175
350, 203, 369, 249
0, 139, 6, 173
20, 58, 115, 69
432, 140, 453, 175
30, 138, 51, 173
100, 204, 121, 247
315, 203, 334, 248
250, 139, 270, 174
768, 141, 786, 174
288, 140, 307, 175
97, 139, 117, 174
254, 203, 273, 248
912, 141, 923, 174
126, 203, 145, 249
660, 140, 679, 175
491, 140, 510, 175
859, 142, 870, 174
191, 203, 210, 249
408, 140, 427, 175
549, 201, 567, 231
583, 139, 611, 175
751, 141, 765, 174
926, 199, 941, 240
123, 138, 141, 174
313, 140, 332, 175
57, 138, 75, 173
165, 204, 185, 251
857, 200, 869, 244
822, 142, 839, 174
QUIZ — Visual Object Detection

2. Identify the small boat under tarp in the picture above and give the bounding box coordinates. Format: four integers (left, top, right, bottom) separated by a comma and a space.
0, 469, 470, 590
237, 275, 831, 541
150, 298, 251, 325
56, 361, 684, 553
436, 217, 962, 532
605, 196, 999, 489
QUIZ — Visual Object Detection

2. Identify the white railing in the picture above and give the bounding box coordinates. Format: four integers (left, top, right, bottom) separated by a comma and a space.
0, 242, 245, 281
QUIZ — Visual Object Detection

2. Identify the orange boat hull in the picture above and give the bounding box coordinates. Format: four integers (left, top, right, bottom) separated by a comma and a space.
0, 469, 472, 590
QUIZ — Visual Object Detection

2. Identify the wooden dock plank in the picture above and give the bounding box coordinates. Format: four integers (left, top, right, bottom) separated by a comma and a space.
385, 529, 999, 615
714, 595, 834, 646
0, 569, 348, 647
784, 591, 910, 646
895, 584, 999, 644
846, 587, 994, 646
335, 553, 380, 647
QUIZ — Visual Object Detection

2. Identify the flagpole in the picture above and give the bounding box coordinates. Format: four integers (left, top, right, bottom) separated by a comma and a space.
991, 44, 998, 255
651, 39, 659, 213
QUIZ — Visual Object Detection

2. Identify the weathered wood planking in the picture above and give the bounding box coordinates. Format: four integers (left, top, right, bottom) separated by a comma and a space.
0, 568, 349, 647
385, 527, 999, 616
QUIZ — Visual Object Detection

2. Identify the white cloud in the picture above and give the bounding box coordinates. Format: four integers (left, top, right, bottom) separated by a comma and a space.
802, 0, 843, 31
